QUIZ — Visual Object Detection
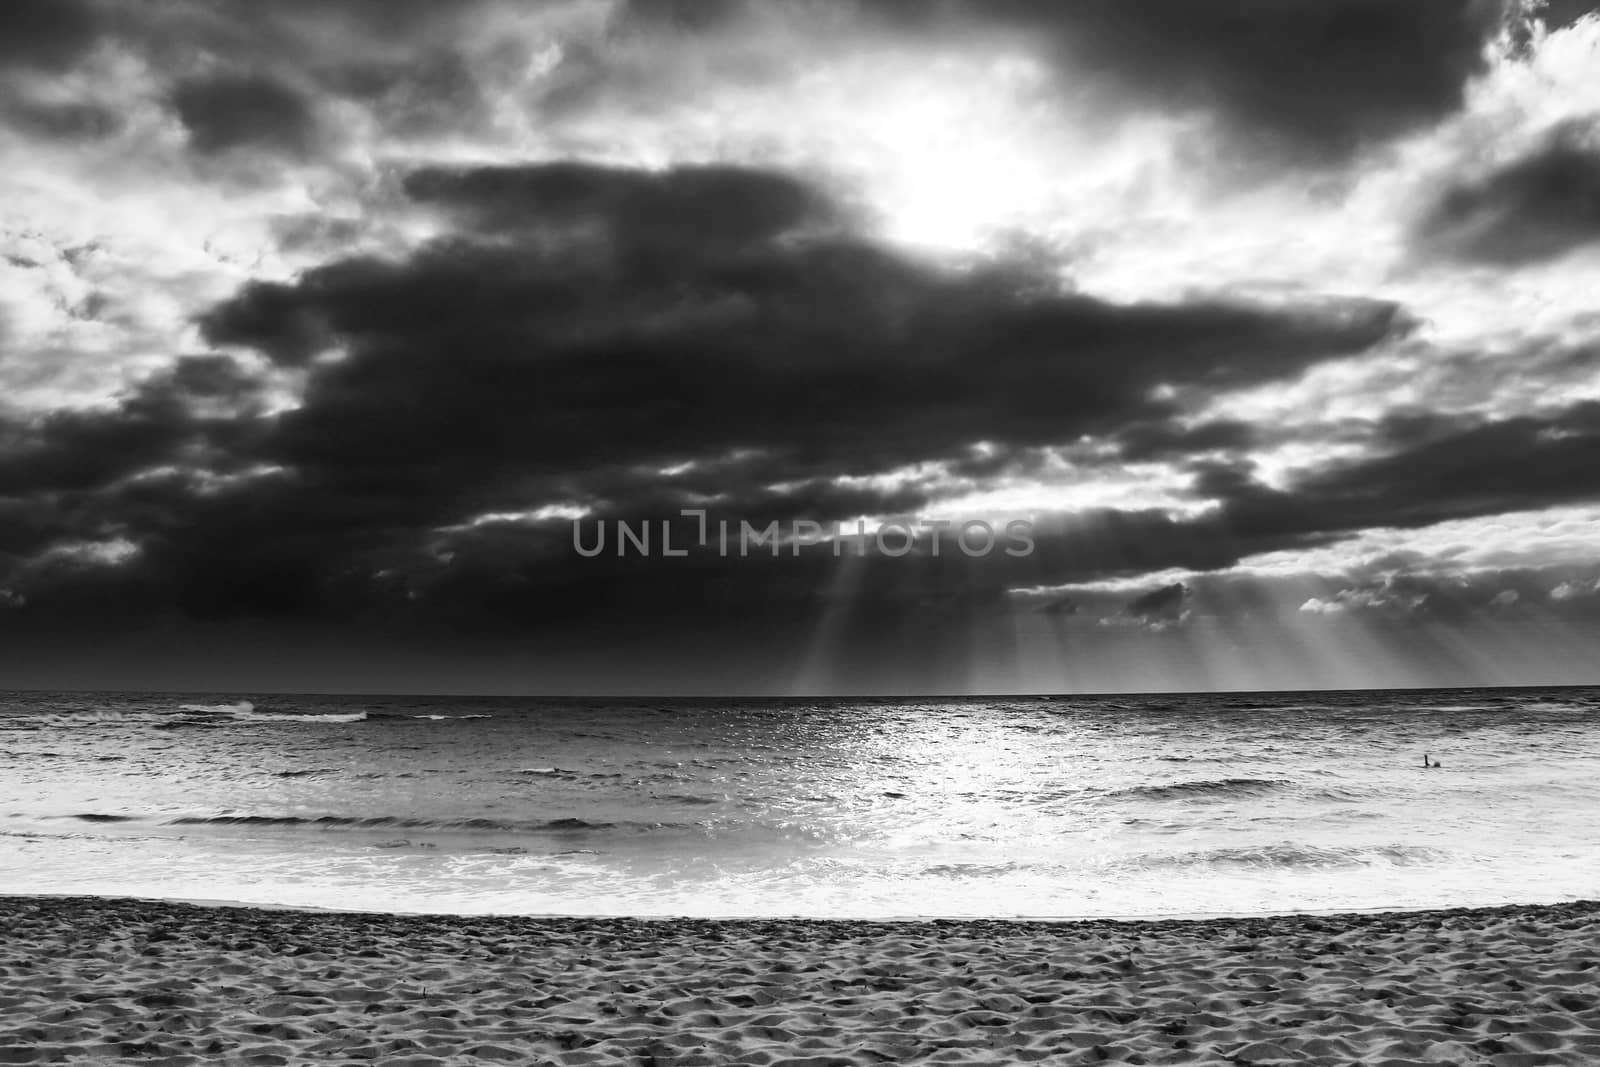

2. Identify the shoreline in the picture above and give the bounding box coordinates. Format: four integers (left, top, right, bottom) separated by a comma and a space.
7, 889, 1598, 925
5, 895, 1599, 1064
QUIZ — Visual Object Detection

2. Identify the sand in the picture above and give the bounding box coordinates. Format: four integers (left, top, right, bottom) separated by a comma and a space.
1, 897, 1598, 1065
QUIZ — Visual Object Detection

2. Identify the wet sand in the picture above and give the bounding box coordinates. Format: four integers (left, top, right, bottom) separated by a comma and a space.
2, 895, 1598, 1064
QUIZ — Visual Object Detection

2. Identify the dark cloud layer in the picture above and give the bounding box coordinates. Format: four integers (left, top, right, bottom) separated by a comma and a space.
1121, 582, 1191, 627
0, 0, 1540, 181
2, 1, 1595, 689
402, 164, 835, 253
1418, 121, 1600, 263
0, 0, 498, 150
0, 0, 1545, 169
204, 162, 1404, 490
0, 154, 1590, 662
170, 73, 317, 156
1201, 402, 1600, 545
0, 355, 260, 501
0, 0, 98, 73
623, 0, 1517, 158
1, 162, 1415, 640
1531, 0, 1599, 30
978, 0, 1512, 157
7, 376, 1600, 679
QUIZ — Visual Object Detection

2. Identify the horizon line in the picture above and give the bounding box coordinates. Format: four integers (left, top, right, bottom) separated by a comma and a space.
1, 680, 1595, 701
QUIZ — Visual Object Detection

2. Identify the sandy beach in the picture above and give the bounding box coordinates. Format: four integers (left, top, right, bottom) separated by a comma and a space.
0, 897, 1596, 1065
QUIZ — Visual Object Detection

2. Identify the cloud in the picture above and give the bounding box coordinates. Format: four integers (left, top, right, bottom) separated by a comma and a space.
1114, 419, 1259, 462
1299, 581, 1431, 617
202, 162, 1406, 493
990, 0, 1516, 158
1416, 119, 1600, 263
4, 156, 1592, 658
1292, 567, 1561, 621
401, 163, 837, 253
1037, 595, 1079, 616
0, 355, 263, 498
0, 160, 1411, 639
1119, 581, 1191, 629
1551, 577, 1600, 600
1530, 0, 1599, 32
644, 0, 1519, 160
170, 73, 318, 157
0, 0, 99, 73
0, 0, 513, 155
1, 0, 1597, 689
1196, 401, 1600, 551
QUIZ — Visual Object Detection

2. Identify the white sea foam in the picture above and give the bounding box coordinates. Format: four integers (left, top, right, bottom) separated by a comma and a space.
174, 701, 367, 724
177, 701, 256, 715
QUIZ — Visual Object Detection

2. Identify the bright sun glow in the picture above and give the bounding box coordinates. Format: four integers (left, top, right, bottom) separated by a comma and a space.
841, 55, 1060, 250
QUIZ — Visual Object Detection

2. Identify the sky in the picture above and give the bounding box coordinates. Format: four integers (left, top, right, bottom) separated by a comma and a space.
1, 0, 1599, 695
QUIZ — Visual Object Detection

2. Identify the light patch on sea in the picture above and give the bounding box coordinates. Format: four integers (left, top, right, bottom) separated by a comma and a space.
2, 689, 1597, 917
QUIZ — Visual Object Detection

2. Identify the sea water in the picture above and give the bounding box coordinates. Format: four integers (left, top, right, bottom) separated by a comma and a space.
2, 688, 1596, 917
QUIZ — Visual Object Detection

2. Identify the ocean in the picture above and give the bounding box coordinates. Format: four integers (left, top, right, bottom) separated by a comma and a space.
2, 687, 1596, 918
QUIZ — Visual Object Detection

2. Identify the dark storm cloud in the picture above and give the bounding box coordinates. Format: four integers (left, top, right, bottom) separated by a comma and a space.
9, 386, 1598, 641
170, 73, 317, 156
956, 395, 1600, 609
3, 0, 1522, 166
618, 0, 751, 32
983, 0, 1512, 156
368, 507, 1224, 635
3, 161, 1413, 635
203, 163, 1405, 483
617, 0, 1516, 158
1122, 582, 1191, 626
1530, 0, 1599, 31
402, 163, 835, 251
1416, 121, 1600, 263
0, 355, 260, 499
237, 1, 503, 138
0, 0, 499, 148
24, 157, 1600, 649
1310, 402, 1600, 519
1038, 595, 1079, 616
0, 355, 264, 598
2, 99, 122, 140
198, 282, 329, 368
9, 140, 1595, 647
177, 157, 1410, 632
567, 469, 935, 529
1204, 401, 1600, 546
0, 0, 99, 73
0, 496, 74, 559
1114, 419, 1259, 462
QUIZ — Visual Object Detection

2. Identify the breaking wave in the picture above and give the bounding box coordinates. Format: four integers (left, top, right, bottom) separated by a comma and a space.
1111, 778, 1291, 801
1136, 843, 1450, 870
177, 701, 256, 715
365, 712, 493, 722
154, 813, 705, 834
161, 702, 368, 726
